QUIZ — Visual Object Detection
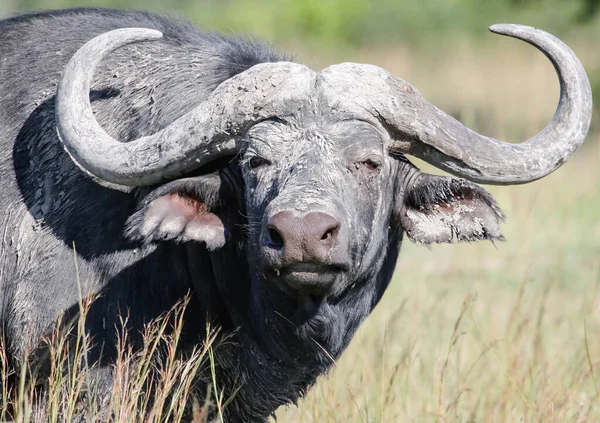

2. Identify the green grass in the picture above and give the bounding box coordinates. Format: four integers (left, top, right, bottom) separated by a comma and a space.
4, 0, 600, 47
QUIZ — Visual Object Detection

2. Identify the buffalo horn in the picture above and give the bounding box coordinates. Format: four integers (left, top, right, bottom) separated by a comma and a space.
56, 28, 313, 186
319, 24, 592, 185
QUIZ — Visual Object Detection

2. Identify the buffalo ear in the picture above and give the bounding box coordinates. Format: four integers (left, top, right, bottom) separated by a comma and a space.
397, 174, 505, 244
125, 174, 234, 250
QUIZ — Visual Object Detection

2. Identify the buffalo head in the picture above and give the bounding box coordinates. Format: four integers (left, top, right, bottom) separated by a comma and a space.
53, 25, 591, 353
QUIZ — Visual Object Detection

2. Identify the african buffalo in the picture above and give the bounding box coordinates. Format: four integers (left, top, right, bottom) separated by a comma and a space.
0, 7, 592, 422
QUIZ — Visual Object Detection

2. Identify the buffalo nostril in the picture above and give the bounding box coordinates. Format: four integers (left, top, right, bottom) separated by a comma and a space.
318, 219, 339, 245
320, 226, 338, 241
267, 226, 284, 249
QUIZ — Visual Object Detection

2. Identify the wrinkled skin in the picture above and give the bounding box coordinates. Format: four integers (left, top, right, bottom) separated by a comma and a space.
244, 120, 392, 294
241, 119, 400, 352
0, 8, 504, 422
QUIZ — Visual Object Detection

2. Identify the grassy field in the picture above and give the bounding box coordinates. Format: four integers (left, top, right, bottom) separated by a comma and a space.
1, 4, 599, 422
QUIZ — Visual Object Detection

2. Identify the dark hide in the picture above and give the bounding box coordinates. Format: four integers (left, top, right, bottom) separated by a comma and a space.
0, 8, 504, 422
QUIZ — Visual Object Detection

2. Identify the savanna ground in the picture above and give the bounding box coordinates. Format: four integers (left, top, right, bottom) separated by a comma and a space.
1, 1, 600, 422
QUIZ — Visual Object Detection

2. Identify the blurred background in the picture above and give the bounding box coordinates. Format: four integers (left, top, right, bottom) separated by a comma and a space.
3, 0, 600, 145
2, 1, 599, 421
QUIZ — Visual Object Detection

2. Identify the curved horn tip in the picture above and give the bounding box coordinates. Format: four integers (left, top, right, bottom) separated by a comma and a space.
488, 23, 535, 36
123, 28, 164, 40
146, 29, 164, 39
143, 28, 163, 38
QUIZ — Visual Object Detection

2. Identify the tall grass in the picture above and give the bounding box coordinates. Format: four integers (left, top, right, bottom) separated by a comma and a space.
0, 296, 223, 422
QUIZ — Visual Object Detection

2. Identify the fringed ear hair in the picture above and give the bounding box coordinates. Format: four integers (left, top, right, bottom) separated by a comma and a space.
398, 174, 505, 244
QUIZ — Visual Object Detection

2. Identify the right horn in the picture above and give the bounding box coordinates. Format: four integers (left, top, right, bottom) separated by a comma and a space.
394, 24, 593, 185
56, 28, 314, 187
321, 25, 592, 185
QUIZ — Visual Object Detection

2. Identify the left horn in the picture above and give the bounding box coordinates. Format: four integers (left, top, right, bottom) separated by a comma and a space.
56, 28, 313, 186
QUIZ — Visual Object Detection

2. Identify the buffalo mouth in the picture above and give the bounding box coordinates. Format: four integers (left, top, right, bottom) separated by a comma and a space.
261, 262, 351, 324
278, 263, 342, 283
265, 261, 346, 301
266, 263, 347, 291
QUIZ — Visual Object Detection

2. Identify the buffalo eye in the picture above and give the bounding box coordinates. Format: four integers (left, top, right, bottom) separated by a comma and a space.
358, 159, 381, 171
249, 156, 271, 169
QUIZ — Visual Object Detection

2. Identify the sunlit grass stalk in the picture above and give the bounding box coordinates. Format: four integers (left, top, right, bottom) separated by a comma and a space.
438, 292, 476, 422
0, 293, 222, 423
0, 333, 13, 421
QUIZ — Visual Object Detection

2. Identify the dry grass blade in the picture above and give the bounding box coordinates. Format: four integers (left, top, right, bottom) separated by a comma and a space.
438, 292, 476, 422
0, 294, 223, 423
584, 321, 600, 401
